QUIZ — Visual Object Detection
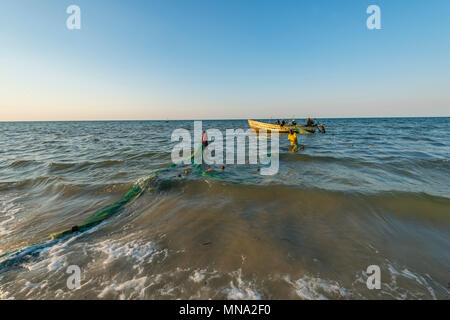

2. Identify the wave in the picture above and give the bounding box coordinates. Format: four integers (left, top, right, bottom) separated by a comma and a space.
126, 152, 159, 161
47, 160, 124, 173
280, 152, 450, 176
0, 176, 61, 191
0, 194, 23, 237
163, 178, 450, 224
281, 153, 368, 167
9, 160, 38, 168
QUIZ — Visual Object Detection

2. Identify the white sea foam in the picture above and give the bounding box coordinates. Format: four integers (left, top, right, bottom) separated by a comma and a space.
284, 275, 350, 300
21, 225, 103, 272
352, 261, 445, 299
90, 238, 157, 266
385, 263, 438, 299
90, 237, 169, 299
0, 195, 22, 237
190, 269, 207, 283
98, 276, 149, 299
87, 237, 169, 277
223, 269, 261, 300
0, 289, 14, 300
4, 279, 50, 299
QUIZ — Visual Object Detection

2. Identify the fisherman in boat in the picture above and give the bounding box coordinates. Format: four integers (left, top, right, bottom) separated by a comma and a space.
292, 119, 297, 125
275, 119, 280, 125
306, 117, 315, 126
281, 119, 286, 127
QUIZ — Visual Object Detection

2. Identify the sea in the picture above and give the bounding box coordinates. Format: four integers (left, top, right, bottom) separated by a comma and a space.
0, 118, 449, 299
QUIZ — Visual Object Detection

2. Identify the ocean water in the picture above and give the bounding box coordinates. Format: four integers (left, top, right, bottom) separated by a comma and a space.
0, 118, 449, 299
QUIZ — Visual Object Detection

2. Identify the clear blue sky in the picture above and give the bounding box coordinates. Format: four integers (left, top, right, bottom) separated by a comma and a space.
1, 0, 449, 120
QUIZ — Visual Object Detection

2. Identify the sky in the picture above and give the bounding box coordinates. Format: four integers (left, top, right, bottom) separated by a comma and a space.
0, 0, 449, 121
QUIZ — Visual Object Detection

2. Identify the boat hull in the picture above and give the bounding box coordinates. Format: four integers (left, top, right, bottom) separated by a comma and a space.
248, 119, 317, 134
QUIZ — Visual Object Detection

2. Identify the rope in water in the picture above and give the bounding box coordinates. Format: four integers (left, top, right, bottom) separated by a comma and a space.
50, 144, 224, 240
0, 145, 223, 262
0, 172, 161, 262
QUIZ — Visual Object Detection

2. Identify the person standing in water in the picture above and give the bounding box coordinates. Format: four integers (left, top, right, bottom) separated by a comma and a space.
320, 123, 326, 133
201, 130, 208, 148
287, 129, 298, 152
288, 129, 297, 145
288, 129, 305, 152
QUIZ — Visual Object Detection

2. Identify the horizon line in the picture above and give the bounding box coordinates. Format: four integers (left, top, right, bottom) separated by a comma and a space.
0, 115, 449, 123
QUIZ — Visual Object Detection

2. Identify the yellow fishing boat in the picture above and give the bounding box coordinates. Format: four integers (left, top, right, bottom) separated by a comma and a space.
248, 119, 317, 134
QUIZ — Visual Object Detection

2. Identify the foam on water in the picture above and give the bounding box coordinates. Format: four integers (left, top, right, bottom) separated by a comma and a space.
352, 261, 448, 299
190, 269, 207, 283
284, 275, 351, 300
223, 269, 262, 300
0, 194, 22, 237
98, 276, 149, 299
89, 239, 157, 266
